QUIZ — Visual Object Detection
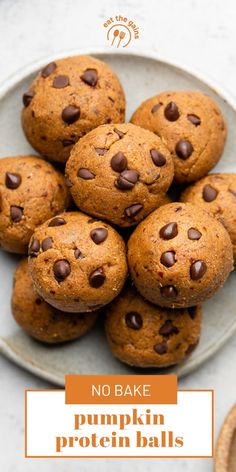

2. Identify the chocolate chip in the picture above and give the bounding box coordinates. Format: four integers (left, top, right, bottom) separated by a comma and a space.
188, 228, 202, 240
77, 168, 95, 180
29, 238, 40, 257
89, 267, 106, 288
42, 237, 53, 251
190, 260, 207, 280
115, 170, 139, 190
111, 152, 127, 172
5, 172, 22, 189
90, 228, 108, 244
62, 106, 80, 124
150, 149, 166, 167
81, 69, 98, 87
203, 184, 218, 202
164, 102, 180, 121
187, 114, 201, 126
159, 320, 179, 336
124, 203, 143, 219
159, 222, 178, 240
154, 342, 168, 355
53, 260, 71, 282
35, 298, 42, 305
151, 103, 161, 113
95, 148, 107, 156
62, 139, 76, 147
53, 75, 69, 88
114, 128, 125, 139
10, 206, 23, 222
160, 285, 178, 299
48, 217, 66, 227
125, 311, 143, 330
65, 177, 73, 187
23, 90, 35, 107
74, 248, 83, 259
175, 140, 193, 159
188, 306, 197, 319
185, 342, 198, 356
160, 251, 176, 267
41, 62, 57, 78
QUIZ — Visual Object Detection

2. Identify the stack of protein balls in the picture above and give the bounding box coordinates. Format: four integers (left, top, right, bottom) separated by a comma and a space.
1, 55, 234, 368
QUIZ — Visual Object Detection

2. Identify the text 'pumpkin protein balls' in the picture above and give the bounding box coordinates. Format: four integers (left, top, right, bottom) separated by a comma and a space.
127, 202, 233, 308
181, 173, 236, 262
131, 91, 227, 183
105, 285, 202, 368
0, 155, 70, 253
28, 212, 128, 313
12, 259, 98, 344
66, 123, 174, 226
22, 55, 126, 164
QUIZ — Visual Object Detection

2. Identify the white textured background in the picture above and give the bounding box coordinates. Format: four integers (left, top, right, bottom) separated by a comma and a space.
1, 0, 236, 470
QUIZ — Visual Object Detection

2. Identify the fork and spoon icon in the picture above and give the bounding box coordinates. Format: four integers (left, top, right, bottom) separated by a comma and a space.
111, 29, 126, 47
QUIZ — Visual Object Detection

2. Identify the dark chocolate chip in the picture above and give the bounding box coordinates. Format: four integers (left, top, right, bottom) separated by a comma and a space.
188, 306, 197, 319
190, 260, 207, 280
35, 298, 42, 305
53, 259, 71, 282
48, 217, 66, 227
154, 342, 168, 355
124, 203, 143, 219
23, 90, 35, 107
159, 222, 178, 240
159, 320, 179, 336
125, 311, 143, 330
115, 170, 139, 190
42, 237, 53, 251
81, 69, 98, 87
111, 152, 127, 172
90, 228, 108, 244
160, 251, 176, 267
65, 177, 73, 187
175, 140, 193, 159
202, 184, 218, 202
151, 103, 161, 113
10, 206, 23, 222
95, 148, 107, 156
62, 106, 80, 124
187, 114, 201, 126
89, 267, 106, 288
150, 149, 166, 167
41, 62, 57, 78
5, 172, 22, 189
114, 128, 125, 139
160, 285, 178, 299
53, 75, 69, 88
77, 168, 95, 180
185, 341, 198, 356
74, 248, 83, 259
188, 228, 202, 240
29, 238, 40, 257
164, 102, 180, 121
62, 139, 76, 147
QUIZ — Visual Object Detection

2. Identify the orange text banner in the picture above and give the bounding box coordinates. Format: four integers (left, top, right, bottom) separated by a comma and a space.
65, 374, 177, 405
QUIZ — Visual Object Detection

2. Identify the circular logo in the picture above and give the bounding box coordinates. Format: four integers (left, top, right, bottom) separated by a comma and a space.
107, 24, 132, 48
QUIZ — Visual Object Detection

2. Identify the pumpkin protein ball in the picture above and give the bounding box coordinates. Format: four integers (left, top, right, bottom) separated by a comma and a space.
28, 211, 128, 313
66, 123, 174, 227
131, 91, 227, 183
127, 202, 233, 308
22, 55, 126, 164
0, 155, 70, 254
105, 285, 202, 368
181, 173, 236, 262
12, 259, 98, 344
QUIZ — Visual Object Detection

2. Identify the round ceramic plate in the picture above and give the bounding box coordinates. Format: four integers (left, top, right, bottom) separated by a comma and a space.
0, 49, 236, 386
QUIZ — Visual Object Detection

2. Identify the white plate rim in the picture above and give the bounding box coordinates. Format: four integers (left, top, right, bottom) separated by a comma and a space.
0, 47, 236, 385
